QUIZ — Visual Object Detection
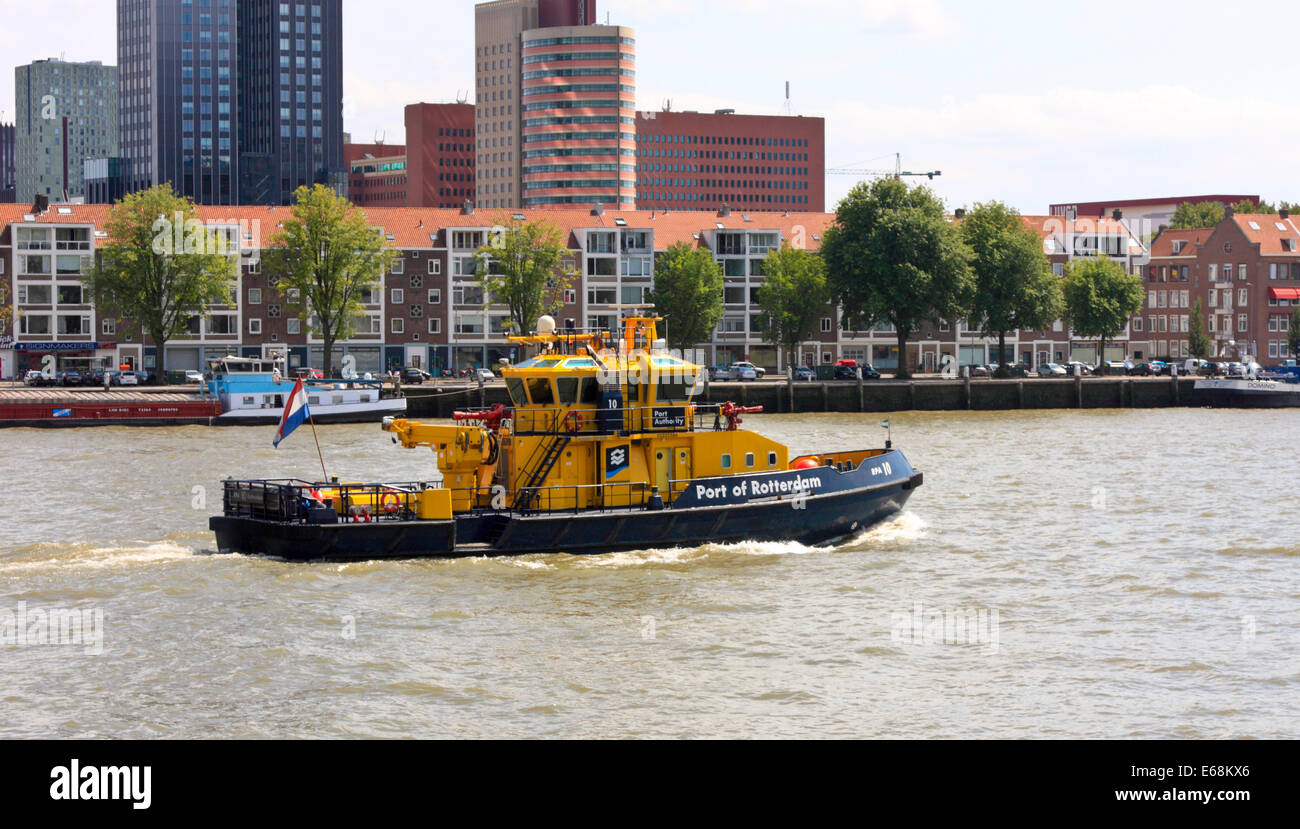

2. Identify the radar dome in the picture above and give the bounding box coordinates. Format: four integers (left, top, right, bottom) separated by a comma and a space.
537, 315, 557, 334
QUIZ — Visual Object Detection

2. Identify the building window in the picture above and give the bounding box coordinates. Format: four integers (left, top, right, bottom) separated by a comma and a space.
101, 318, 116, 336
392, 259, 404, 275
249, 318, 262, 335
428, 318, 442, 335
391, 318, 405, 334
428, 259, 441, 275
428, 289, 441, 304
248, 288, 262, 305
286, 318, 301, 335
391, 289, 404, 304
820, 317, 832, 332
409, 273, 423, 289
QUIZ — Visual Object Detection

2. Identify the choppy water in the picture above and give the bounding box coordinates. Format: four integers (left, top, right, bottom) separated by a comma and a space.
1, 410, 1297, 738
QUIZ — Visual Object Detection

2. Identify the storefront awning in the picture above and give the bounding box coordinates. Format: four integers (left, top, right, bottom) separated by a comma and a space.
1269, 287, 1300, 301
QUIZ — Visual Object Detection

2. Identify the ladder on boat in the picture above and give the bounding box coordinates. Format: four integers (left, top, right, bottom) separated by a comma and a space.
514, 433, 571, 511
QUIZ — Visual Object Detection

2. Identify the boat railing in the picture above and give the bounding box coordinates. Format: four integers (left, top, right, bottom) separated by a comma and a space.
221, 478, 431, 523
449, 481, 653, 515
467, 401, 741, 438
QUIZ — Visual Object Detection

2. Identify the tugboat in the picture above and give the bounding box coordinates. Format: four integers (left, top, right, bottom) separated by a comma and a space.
206, 355, 406, 424
210, 312, 922, 560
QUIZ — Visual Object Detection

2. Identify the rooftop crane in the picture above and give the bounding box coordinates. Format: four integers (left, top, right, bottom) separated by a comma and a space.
827, 153, 941, 181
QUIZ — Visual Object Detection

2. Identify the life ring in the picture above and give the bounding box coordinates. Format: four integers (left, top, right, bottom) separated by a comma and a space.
380, 492, 401, 515
563, 411, 584, 433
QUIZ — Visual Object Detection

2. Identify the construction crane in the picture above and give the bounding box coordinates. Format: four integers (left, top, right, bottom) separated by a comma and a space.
827, 153, 941, 181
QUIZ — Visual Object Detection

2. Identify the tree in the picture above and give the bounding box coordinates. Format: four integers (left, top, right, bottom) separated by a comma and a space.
961, 201, 1062, 375
1169, 201, 1225, 229
1232, 198, 1275, 214
1290, 306, 1300, 361
263, 184, 394, 378
1278, 201, 1300, 215
84, 184, 237, 383
647, 241, 724, 354
1061, 257, 1144, 373
1187, 297, 1212, 359
822, 177, 973, 378
475, 214, 574, 337
754, 245, 830, 394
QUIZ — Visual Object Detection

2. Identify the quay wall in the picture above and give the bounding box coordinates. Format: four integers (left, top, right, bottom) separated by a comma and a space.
402, 377, 1201, 418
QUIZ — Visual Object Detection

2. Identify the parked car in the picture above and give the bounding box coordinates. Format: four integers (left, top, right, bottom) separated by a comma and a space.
23, 370, 53, 387
110, 370, 140, 386
989, 362, 1030, 378
1127, 362, 1156, 376
401, 367, 432, 385
473, 368, 496, 382
834, 362, 881, 380
294, 367, 324, 380
58, 370, 84, 387
731, 361, 765, 380
1061, 361, 1093, 376
1093, 360, 1132, 376
708, 365, 732, 381
964, 364, 990, 377
1036, 363, 1067, 377
184, 370, 205, 384
793, 365, 816, 382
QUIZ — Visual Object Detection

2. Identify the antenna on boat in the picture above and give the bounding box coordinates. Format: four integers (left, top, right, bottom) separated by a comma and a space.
881, 418, 892, 450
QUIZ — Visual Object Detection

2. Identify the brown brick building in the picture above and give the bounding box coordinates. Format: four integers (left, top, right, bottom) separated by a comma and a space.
634, 110, 825, 214
1141, 209, 1300, 362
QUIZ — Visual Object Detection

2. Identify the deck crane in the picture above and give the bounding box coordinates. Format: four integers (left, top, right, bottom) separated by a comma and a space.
827, 153, 941, 181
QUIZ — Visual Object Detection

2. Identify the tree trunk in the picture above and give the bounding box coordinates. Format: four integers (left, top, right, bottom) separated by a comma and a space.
322, 329, 335, 379
1098, 335, 1107, 375
895, 329, 911, 379
786, 345, 795, 413
151, 326, 167, 384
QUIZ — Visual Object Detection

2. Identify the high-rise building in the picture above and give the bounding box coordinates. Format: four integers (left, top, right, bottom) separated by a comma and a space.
236, 0, 345, 205
0, 122, 15, 202
116, 0, 343, 206
117, 0, 239, 204
634, 110, 824, 213
519, 24, 636, 208
474, 0, 622, 210
405, 103, 476, 208
13, 59, 118, 203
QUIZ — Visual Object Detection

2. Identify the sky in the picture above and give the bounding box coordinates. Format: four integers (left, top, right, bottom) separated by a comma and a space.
2, 0, 1298, 214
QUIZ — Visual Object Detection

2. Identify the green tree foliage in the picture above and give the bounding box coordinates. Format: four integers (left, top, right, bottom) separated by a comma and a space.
1187, 297, 1212, 359
647, 241, 724, 353
1278, 201, 1300, 215
1169, 201, 1225, 229
84, 184, 237, 383
475, 214, 574, 337
262, 184, 394, 378
754, 245, 830, 389
961, 201, 1062, 376
1061, 258, 1144, 372
822, 178, 974, 378
1231, 198, 1275, 214
1290, 306, 1300, 361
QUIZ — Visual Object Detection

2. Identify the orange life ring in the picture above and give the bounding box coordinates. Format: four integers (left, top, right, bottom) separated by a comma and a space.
563, 411, 584, 433
380, 492, 401, 515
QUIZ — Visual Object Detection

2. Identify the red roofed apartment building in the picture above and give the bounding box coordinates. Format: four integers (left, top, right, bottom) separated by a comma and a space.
1050, 195, 1258, 237
633, 110, 824, 213
1140, 208, 1300, 363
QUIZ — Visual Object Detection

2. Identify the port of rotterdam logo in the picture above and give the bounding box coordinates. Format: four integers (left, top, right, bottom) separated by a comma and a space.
605, 445, 629, 479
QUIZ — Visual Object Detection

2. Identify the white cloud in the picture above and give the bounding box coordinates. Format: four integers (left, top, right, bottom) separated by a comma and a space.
612, 0, 959, 38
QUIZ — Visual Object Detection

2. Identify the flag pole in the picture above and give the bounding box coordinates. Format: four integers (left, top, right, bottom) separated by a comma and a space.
308, 413, 328, 482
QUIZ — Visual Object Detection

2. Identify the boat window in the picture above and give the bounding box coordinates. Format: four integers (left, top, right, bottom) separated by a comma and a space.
768, 452, 777, 467
564, 358, 597, 369
578, 377, 600, 405
308, 396, 320, 405
555, 377, 579, 404
505, 378, 527, 407
242, 396, 255, 406
655, 375, 691, 403
745, 453, 755, 468
533, 359, 563, 369
721, 454, 732, 469
527, 378, 554, 405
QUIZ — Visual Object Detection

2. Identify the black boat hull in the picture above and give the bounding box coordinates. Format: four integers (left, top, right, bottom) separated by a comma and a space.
210, 463, 922, 562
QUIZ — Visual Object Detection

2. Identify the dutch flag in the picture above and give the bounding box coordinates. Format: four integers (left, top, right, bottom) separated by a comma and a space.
273, 377, 311, 448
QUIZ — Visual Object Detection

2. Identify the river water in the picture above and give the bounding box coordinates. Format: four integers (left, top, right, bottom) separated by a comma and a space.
1, 410, 1296, 738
